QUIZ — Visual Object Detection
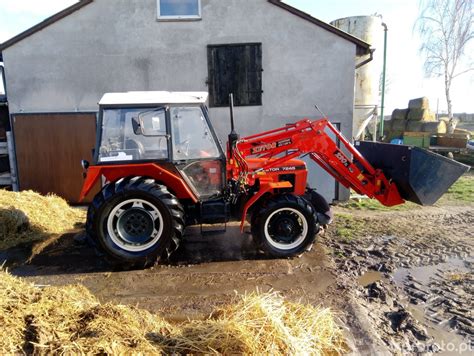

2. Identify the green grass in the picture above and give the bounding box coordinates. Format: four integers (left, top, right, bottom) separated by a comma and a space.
339, 197, 418, 212
441, 175, 474, 203
339, 173, 473, 210
333, 213, 366, 242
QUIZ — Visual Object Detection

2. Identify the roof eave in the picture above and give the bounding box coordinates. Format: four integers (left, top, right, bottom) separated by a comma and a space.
268, 0, 371, 54
0, 0, 94, 52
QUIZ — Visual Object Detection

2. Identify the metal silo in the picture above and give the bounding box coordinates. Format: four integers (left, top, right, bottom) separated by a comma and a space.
330, 16, 384, 140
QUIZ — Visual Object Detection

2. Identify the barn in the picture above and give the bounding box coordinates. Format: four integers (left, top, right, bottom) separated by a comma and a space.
0, 0, 370, 203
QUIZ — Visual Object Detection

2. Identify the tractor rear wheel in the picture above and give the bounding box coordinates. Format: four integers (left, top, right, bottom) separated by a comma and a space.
86, 177, 184, 268
251, 194, 318, 258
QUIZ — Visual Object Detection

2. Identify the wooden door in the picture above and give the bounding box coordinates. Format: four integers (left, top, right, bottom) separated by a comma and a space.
12, 113, 100, 203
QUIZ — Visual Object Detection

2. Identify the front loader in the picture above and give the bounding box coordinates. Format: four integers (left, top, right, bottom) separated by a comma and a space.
80, 91, 469, 268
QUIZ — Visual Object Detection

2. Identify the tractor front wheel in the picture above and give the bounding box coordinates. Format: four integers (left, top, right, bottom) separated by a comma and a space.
86, 177, 184, 268
251, 194, 318, 258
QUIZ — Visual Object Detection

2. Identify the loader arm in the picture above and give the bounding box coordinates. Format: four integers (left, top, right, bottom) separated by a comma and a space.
231, 118, 405, 207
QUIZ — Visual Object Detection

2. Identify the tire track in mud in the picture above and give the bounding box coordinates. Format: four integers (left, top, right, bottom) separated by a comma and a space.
323, 205, 473, 354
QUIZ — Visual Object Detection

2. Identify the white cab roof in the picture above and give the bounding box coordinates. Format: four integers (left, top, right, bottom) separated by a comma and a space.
99, 91, 208, 106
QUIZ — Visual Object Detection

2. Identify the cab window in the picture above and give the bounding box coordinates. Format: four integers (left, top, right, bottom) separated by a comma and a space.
98, 107, 168, 162
171, 106, 220, 160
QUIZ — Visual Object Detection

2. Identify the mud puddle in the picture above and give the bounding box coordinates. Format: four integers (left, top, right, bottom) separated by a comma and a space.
357, 271, 384, 287
393, 256, 473, 354
393, 257, 471, 284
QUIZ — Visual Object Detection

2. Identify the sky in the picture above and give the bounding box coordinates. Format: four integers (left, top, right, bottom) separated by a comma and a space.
0, 0, 472, 114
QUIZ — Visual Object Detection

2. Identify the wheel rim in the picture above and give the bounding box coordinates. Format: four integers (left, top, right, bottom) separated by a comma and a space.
107, 199, 164, 252
264, 207, 308, 250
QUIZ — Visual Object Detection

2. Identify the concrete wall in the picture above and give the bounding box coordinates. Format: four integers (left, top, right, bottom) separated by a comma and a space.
3, 0, 357, 201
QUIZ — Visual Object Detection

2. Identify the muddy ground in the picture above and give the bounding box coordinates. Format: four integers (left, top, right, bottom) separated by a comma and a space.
2, 179, 473, 355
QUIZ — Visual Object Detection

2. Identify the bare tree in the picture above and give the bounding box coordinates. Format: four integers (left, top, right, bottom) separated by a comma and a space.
416, 0, 473, 120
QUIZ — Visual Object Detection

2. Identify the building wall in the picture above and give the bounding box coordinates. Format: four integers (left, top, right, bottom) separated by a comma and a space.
3, 0, 357, 200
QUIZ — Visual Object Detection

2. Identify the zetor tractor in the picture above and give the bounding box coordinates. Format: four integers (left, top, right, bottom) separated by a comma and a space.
80, 91, 469, 268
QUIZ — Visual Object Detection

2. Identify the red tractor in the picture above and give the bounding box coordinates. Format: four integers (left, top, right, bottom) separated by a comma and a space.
80, 91, 469, 268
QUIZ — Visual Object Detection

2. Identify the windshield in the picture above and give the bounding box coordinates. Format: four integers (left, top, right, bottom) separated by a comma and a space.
98, 107, 168, 163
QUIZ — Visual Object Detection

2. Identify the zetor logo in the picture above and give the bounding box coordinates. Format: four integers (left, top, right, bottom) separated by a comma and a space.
251, 142, 277, 154
334, 150, 350, 167
251, 138, 292, 154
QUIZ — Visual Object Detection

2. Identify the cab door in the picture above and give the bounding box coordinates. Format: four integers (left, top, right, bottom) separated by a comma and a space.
170, 105, 225, 199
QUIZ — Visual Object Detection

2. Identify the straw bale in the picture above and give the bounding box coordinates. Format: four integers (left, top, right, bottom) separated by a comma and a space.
422, 121, 447, 134
406, 121, 424, 132
408, 97, 430, 109
407, 108, 435, 122
172, 292, 347, 355
0, 270, 174, 354
0, 190, 85, 250
0, 270, 346, 355
391, 108, 409, 121
390, 119, 406, 131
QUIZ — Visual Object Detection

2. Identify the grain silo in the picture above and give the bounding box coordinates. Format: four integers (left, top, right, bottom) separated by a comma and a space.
330, 16, 385, 140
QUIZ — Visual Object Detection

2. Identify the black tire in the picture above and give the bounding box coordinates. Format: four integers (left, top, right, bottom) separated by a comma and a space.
304, 189, 333, 225
251, 194, 318, 258
86, 177, 184, 268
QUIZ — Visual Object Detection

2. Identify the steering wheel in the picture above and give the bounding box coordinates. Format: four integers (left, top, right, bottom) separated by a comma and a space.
125, 138, 145, 158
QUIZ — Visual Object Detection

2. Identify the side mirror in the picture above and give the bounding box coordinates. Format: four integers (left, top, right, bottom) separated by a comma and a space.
81, 159, 90, 170
131, 116, 141, 135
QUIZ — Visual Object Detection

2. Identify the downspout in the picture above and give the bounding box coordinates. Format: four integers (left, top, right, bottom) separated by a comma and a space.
379, 22, 388, 140
355, 48, 374, 69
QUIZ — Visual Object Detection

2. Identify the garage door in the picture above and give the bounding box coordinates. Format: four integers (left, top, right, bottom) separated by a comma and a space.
12, 113, 99, 203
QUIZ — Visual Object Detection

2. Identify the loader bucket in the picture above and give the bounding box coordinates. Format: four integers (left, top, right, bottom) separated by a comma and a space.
354, 141, 470, 205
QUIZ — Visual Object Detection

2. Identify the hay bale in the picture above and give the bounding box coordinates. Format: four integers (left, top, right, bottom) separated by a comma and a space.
406, 121, 424, 132
391, 109, 409, 121
390, 119, 406, 131
0, 190, 85, 250
408, 97, 430, 109
407, 108, 436, 122
422, 121, 447, 134
0, 270, 346, 355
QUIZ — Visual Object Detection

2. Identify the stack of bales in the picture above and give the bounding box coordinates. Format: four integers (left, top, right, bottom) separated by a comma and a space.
384, 97, 447, 142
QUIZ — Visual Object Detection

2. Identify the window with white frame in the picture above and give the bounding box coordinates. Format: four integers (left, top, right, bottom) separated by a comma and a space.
157, 0, 201, 20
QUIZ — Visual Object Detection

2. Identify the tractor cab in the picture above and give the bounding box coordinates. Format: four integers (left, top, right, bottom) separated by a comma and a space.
95, 91, 226, 199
